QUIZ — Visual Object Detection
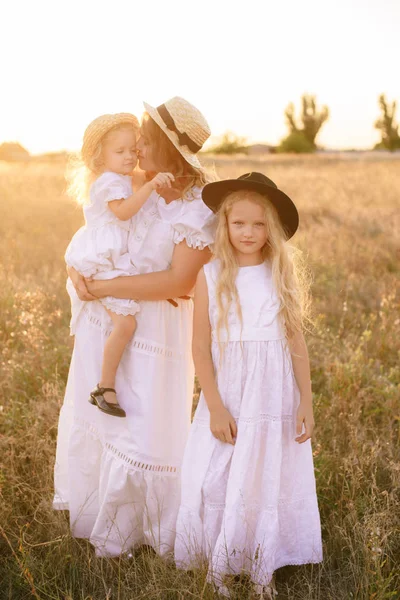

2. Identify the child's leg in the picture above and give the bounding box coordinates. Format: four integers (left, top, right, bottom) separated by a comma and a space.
100, 311, 136, 404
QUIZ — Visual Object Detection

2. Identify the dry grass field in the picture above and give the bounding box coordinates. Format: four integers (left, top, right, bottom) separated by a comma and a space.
0, 155, 399, 599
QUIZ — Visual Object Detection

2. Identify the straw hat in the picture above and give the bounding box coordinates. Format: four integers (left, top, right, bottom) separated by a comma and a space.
81, 113, 139, 168
202, 172, 299, 239
143, 97, 211, 169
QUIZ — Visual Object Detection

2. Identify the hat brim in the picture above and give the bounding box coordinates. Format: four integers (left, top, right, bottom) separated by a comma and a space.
143, 101, 202, 169
202, 179, 299, 239
82, 113, 139, 168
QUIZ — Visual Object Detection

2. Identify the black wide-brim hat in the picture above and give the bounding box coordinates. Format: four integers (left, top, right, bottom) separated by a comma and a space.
202, 172, 299, 239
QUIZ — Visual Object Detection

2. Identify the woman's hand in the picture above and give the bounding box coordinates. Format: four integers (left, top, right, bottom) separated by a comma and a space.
68, 266, 97, 301
295, 399, 315, 443
210, 405, 237, 445
85, 278, 110, 299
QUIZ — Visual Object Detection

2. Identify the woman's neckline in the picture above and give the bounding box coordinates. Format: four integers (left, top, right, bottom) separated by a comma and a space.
157, 186, 201, 206
157, 193, 181, 206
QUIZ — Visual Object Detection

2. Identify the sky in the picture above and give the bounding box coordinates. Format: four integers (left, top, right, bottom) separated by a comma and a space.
1, 0, 399, 154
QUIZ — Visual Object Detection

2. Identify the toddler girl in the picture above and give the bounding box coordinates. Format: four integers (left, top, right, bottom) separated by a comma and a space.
65, 113, 174, 418
175, 172, 322, 597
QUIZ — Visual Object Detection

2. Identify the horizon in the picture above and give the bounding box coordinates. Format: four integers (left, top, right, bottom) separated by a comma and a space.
2, 136, 399, 157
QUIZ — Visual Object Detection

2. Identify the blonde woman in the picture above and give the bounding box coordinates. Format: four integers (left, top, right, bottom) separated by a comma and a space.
53, 97, 217, 558
175, 173, 322, 597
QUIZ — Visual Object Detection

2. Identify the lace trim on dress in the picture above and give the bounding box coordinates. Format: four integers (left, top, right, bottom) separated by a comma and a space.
74, 417, 179, 476
82, 307, 180, 360
202, 495, 318, 512
100, 299, 140, 317
104, 442, 177, 473
238, 414, 294, 424
126, 339, 175, 360
173, 230, 212, 251
193, 414, 294, 427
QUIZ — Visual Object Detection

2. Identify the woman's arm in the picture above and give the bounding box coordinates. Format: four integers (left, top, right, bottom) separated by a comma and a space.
290, 330, 315, 444
85, 242, 212, 301
193, 269, 237, 445
67, 266, 97, 301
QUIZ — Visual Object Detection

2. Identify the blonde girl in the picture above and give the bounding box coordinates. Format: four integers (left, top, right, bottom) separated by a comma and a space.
65, 113, 174, 417
175, 172, 322, 597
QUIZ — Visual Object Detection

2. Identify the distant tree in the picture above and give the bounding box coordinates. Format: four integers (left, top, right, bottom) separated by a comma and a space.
206, 131, 248, 155
276, 131, 315, 154
374, 94, 400, 151
0, 142, 30, 161
279, 94, 329, 153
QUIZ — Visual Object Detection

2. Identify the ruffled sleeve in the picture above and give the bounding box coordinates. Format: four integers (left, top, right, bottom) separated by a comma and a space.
91, 172, 132, 204
171, 188, 217, 250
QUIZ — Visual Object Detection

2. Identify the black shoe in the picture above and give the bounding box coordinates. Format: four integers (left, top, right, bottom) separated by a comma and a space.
89, 384, 126, 418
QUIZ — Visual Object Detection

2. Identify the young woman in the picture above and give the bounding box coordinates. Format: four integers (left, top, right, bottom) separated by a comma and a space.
53, 97, 217, 558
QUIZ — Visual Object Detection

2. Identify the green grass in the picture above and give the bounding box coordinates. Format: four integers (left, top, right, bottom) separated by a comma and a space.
0, 157, 399, 599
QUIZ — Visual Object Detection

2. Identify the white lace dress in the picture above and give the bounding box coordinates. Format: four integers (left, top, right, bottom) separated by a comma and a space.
175, 260, 323, 587
65, 171, 139, 334
53, 187, 216, 557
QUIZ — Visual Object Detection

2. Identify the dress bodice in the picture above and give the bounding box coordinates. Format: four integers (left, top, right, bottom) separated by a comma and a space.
84, 171, 132, 231
203, 260, 285, 342
128, 187, 216, 273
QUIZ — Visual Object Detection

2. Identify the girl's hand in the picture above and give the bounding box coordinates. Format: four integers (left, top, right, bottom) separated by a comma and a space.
210, 406, 237, 445
68, 266, 97, 301
295, 400, 315, 443
149, 172, 175, 191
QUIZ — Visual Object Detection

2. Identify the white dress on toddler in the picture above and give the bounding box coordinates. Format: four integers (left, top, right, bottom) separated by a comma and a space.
175, 259, 323, 588
65, 171, 139, 334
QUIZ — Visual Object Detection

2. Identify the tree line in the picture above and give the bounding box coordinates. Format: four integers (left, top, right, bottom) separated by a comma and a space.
208, 94, 400, 154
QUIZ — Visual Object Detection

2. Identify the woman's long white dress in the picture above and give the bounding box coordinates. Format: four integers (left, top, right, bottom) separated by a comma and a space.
175, 260, 322, 587
53, 187, 216, 557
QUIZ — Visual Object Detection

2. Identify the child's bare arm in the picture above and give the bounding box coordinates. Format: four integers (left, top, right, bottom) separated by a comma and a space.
193, 269, 237, 445
289, 330, 315, 443
108, 173, 174, 221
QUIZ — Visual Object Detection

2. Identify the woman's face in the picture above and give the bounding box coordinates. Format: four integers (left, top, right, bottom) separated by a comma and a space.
136, 128, 158, 172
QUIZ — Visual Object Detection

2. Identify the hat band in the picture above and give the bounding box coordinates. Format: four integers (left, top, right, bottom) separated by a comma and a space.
157, 104, 202, 154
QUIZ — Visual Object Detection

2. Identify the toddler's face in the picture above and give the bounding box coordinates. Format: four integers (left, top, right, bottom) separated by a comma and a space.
227, 199, 268, 257
102, 129, 138, 176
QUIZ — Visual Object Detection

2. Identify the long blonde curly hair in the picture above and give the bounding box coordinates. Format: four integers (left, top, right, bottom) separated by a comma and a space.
140, 113, 217, 198
66, 123, 139, 205
214, 189, 311, 343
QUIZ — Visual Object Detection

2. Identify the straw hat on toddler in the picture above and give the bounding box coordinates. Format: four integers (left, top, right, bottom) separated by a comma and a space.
81, 113, 139, 168
143, 97, 211, 169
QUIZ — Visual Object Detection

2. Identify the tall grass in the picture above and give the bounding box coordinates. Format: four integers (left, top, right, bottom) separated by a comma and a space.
0, 157, 399, 599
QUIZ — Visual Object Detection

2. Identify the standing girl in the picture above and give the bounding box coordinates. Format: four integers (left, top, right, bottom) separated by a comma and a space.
65, 113, 174, 417
175, 172, 322, 596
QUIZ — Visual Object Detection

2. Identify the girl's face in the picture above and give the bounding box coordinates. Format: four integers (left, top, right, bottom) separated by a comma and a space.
136, 130, 158, 172
102, 128, 138, 175
227, 199, 268, 259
